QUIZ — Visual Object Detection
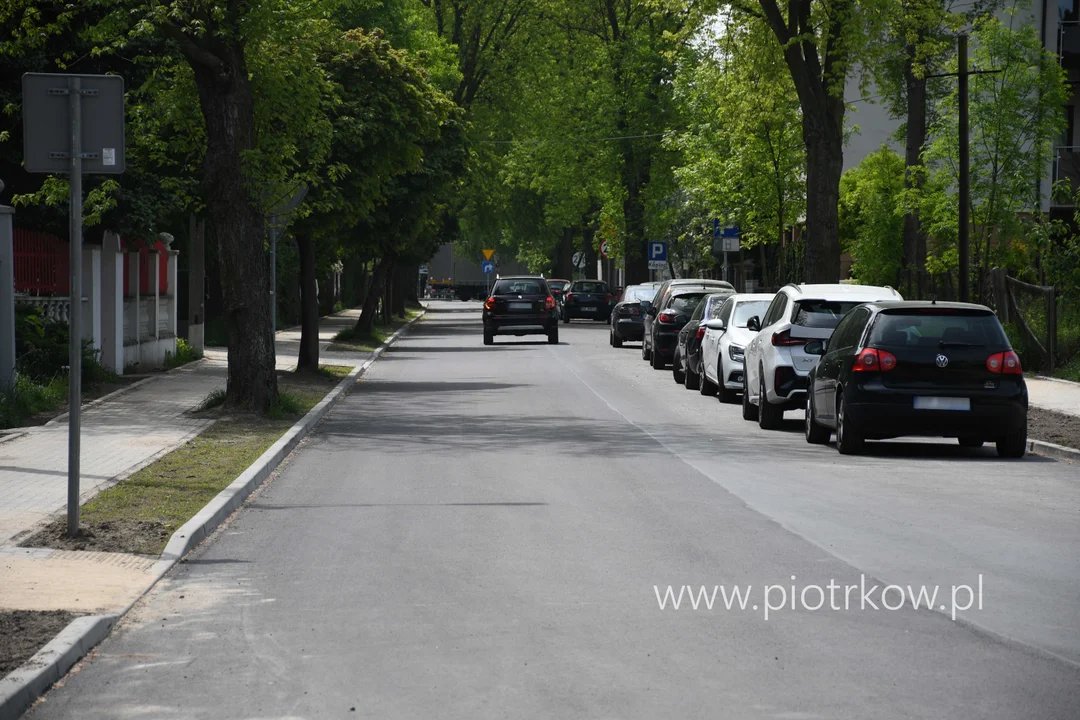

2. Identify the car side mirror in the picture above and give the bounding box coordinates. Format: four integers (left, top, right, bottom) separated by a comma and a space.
704, 319, 726, 331
647, 305, 658, 317
804, 339, 826, 356
747, 316, 761, 332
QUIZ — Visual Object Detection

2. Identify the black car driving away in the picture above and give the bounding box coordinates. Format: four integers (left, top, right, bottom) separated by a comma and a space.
609, 282, 660, 347
562, 280, 613, 322
673, 292, 731, 391
804, 301, 1027, 457
643, 285, 730, 370
482, 276, 559, 345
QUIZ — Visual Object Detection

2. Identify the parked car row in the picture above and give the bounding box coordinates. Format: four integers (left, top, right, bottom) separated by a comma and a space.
609, 279, 1029, 458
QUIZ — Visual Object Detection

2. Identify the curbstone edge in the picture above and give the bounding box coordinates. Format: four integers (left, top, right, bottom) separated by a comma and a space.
0, 307, 426, 720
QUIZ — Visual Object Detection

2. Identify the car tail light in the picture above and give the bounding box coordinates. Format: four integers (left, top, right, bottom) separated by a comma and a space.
484, 297, 495, 311
771, 329, 805, 346
606, 294, 614, 304
696, 326, 706, 340
657, 309, 679, 325
565, 293, 574, 304
852, 347, 897, 372
986, 350, 1022, 375
545, 296, 556, 310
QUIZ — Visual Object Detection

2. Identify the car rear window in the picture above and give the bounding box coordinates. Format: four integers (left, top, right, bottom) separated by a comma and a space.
733, 300, 770, 327
791, 300, 866, 329
548, 281, 569, 291
494, 280, 546, 295
572, 281, 608, 294
870, 311, 1008, 348
625, 286, 655, 302
670, 293, 708, 314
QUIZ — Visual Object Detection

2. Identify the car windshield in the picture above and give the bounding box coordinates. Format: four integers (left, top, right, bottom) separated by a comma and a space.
733, 300, 770, 327
494, 280, 546, 295
670, 293, 708, 314
572, 282, 608, 294
792, 300, 866, 329
625, 286, 656, 303
870, 311, 1008, 348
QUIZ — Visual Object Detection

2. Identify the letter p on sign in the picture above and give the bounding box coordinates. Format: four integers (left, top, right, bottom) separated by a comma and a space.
648, 242, 667, 262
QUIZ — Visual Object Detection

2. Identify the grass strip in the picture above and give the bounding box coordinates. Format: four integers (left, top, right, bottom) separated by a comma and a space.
21, 366, 352, 556
327, 305, 422, 353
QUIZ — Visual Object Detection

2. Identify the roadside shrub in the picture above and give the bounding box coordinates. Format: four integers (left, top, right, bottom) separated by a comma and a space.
15, 304, 112, 385
165, 338, 203, 369
0, 374, 67, 429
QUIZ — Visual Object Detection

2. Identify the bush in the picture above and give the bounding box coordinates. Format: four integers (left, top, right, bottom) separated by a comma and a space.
0, 375, 67, 429
14, 304, 112, 386
165, 338, 203, 369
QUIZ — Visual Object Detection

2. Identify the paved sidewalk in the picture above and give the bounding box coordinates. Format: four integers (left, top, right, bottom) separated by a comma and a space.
0, 308, 371, 549
1027, 376, 1080, 418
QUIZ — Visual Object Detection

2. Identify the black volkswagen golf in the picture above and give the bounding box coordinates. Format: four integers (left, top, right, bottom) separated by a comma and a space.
803, 301, 1028, 457
482, 276, 559, 345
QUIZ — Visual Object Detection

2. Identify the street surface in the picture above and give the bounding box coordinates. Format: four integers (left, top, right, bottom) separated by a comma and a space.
29, 301, 1080, 719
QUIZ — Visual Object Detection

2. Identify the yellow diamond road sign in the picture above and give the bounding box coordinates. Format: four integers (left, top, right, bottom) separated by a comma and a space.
482, 248, 495, 261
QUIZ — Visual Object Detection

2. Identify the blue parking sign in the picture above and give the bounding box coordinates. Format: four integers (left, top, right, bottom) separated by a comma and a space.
648, 241, 667, 262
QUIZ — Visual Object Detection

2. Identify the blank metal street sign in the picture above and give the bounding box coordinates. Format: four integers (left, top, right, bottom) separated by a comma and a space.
22, 73, 125, 175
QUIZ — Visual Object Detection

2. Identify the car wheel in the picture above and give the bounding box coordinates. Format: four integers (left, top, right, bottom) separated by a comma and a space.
651, 344, 666, 370
741, 372, 758, 421
757, 374, 782, 430
685, 358, 700, 390
716, 357, 737, 403
562, 313, 570, 324
641, 337, 651, 361
611, 328, 623, 348
548, 327, 559, 344
673, 352, 686, 384
996, 429, 1027, 458
483, 329, 494, 346
958, 437, 984, 448
835, 390, 864, 455
698, 362, 716, 396
805, 393, 830, 445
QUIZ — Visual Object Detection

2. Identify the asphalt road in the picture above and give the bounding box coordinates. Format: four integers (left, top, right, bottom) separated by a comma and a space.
29, 301, 1080, 719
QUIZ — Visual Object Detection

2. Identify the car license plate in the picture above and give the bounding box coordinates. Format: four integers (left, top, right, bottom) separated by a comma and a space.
509, 302, 532, 310
582, 306, 596, 312
913, 397, 970, 411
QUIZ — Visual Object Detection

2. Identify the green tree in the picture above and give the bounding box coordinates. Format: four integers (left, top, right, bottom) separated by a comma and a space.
838, 147, 906, 286
923, 13, 1067, 293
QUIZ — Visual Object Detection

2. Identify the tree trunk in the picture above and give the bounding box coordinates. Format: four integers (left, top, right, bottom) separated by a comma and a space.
555, 227, 574, 279
583, 223, 598, 279
187, 44, 277, 412
296, 232, 320, 372
355, 253, 394, 334
382, 264, 393, 324
622, 166, 650, 285
902, 50, 928, 295
392, 264, 407, 318
802, 111, 844, 283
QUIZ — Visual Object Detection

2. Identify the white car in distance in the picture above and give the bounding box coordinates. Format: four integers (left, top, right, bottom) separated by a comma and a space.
743, 283, 904, 429
700, 293, 774, 403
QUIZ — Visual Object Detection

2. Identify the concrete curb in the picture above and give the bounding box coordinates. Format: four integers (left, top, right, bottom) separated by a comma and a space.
0, 309, 425, 720
1033, 374, 1080, 388
0, 615, 117, 720
1028, 439, 1080, 463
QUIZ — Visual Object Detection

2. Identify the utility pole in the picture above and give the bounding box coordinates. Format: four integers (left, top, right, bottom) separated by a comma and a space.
958, 34, 970, 303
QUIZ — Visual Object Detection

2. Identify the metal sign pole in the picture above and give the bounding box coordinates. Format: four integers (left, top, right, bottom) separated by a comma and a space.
67, 77, 83, 537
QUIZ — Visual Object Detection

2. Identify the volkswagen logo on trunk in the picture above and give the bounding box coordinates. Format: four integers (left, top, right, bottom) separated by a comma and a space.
935, 354, 949, 368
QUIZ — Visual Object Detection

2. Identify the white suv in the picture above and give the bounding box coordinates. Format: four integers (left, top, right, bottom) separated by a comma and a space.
742, 283, 903, 429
